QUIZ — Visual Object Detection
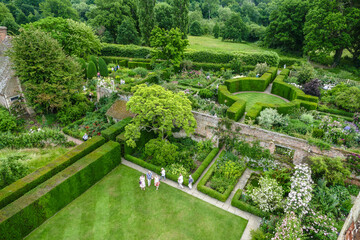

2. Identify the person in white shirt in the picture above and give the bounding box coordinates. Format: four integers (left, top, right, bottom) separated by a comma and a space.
160, 168, 166, 181
178, 173, 184, 189
154, 175, 160, 190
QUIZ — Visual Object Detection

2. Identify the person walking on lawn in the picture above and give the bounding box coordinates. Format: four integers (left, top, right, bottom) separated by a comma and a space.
139, 175, 146, 191
146, 171, 153, 187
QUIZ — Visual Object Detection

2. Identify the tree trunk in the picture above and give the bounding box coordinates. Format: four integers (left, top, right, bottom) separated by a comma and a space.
332, 48, 343, 67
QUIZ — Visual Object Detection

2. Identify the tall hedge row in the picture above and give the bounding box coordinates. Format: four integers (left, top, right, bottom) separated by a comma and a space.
0, 141, 121, 240
0, 136, 105, 209
101, 43, 280, 66
227, 100, 246, 121
101, 117, 132, 141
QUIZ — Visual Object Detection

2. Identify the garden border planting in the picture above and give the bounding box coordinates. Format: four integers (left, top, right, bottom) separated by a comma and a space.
231, 189, 270, 218
124, 147, 219, 186
0, 136, 105, 209
0, 141, 121, 240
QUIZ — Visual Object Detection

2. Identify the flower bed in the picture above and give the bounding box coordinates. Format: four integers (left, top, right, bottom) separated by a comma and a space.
231, 189, 270, 218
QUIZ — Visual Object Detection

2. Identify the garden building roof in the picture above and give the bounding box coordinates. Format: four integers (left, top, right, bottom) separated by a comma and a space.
106, 100, 135, 122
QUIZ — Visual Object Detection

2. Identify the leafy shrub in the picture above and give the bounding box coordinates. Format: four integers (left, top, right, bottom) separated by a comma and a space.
145, 138, 179, 166
223, 70, 232, 80
189, 20, 203, 36
295, 62, 315, 84
199, 89, 214, 99
87, 61, 97, 79
346, 153, 360, 175
165, 163, 189, 177
285, 119, 309, 135
210, 175, 232, 194
300, 113, 314, 124
248, 177, 283, 212
98, 57, 109, 77
0, 108, 17, 133
254, 62, 269, 75
230, 55, 244, 74
215, 151, 245, 181
303, 78, 321, 97
133, 67, 148, 77
309, 156, 350, 185
335, 86, 360, 112
250, 229, 267, 240
0, 155, 29, 189
284, 76, 299, 84
272, 212, 303, 240
312, 128, 324, 139
257, 108, 288, 129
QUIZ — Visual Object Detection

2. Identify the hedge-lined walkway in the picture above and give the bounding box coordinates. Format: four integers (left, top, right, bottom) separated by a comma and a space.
122, 150, 261, 240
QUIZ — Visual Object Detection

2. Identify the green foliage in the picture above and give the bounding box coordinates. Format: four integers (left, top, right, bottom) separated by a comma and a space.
172, 0, 189, 38
300, 113, 314, 124
317, 105, 354, 118
0, 155, 28, 189
189, 20, 203, 36
199, 89, 214, 99
309, 156, 351, 185
0, 3, 19, 34
0, 141, 120, 240
227, 100, 246, 121
101, 117, 132, 141
137, 0, 155, 46
294, 62, 315, 84
334, 87, 360, 112
154, 2, 173, 30
133, 67, 148, 78
23, 17, 101, 58
264, 0, 309, 52
0, 108, 17, 133
87, 60, 97, 79
0, 136, 105, 209
307, 137, 331, 150
312, 128, 325, 139
231, 189, 270, 218
9, 28, 82, 113
40, 0, 78, 20
150, 27, 189, 67
254, 62, 269, 75
166, 163, 189, 177
98, 57, 109, 77
213, 22, 220, 39
257, 108, 288, 129
273, 212, 303, 239
222, 13, 248, 42
57, 95, 94, 125
116, 17, 140, 45
124, 84, 196, 147
145, 138, 179, 166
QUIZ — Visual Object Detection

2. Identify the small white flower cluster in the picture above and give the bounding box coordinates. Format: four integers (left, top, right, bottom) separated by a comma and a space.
249, 177, 284, 212
29, 128, 42, 134
322, 83, 335, 90
289, 83, 302, 89
285, 164, 313, 217
244, 156, 279, 170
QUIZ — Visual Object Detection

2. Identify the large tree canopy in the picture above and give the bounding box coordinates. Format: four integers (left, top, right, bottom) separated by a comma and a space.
23, 17, 101, 58
264, 0, 309, 52
150, 27, 189, 66
124, 84, 196, 147
172, 0, 189, 38
154, 2, 173, 30
0, 3, 19, 33
40, 0, 79, 20
222, 13, 248, 42
9, 28, 82, 113
303, 0, 351, 66
138, 0, 155, 46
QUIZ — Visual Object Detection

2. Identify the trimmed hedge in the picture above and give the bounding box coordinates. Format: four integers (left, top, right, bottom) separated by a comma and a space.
227, 100, 246, 121
116, 130, 156, 156
128, 61, 152, 70
197, 151, 245, 202
231, 189, 270, 218
101, 117, 132, 141
279, 57, 303, 67
225, 77, 268, 92
125, 148, 219, 186
317, 105, 354, 118
0, 136, 105, 209
101, 43, 152, 58
101, 43, 280, 66
0, 141, 121, 240
246, 101, 300, 120
218, 85, 239, 106
191, 62, 231, 71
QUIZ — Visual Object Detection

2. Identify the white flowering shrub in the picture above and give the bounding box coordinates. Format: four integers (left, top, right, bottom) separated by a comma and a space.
249, 177, 283, 212
272, 211, 303, 240
244, 156, 279, 170
285, 164, 313, 217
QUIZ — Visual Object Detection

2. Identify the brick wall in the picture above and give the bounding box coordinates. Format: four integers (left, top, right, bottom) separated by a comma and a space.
0, 27, 6, 43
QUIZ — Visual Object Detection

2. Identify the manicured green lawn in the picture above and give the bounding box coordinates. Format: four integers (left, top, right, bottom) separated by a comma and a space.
236, 92, 287, 112
26, 165, 248, 240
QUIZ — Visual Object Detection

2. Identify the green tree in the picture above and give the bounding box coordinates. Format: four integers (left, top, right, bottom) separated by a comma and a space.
150, 27, 189, 66
189, 20, 203, 36
172, 0, 189, 38
222, 13, 248, 42
87, 60, 97, 79
124, 84, 196, 147
264, 0, 309, 52
138, 0, 156, 46
40, 0, 79, 20
98, 57, 109, 77
116, 17, 140, 45
0, 3, 19, 33
201, 0, 219, 20
154, 2, 173, 30
213, 22, 220, 38
86, 0, 137, 42
335, 86, 360, 112
23, 17, 101, 58
8, 28, 82, 113
346, 7, 360, 66
304, 0, 351, 66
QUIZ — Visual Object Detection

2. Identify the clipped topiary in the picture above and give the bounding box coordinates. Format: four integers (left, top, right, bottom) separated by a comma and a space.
98, 57, 109, 77
87, 61, 97, 79
89, 55, 98, 71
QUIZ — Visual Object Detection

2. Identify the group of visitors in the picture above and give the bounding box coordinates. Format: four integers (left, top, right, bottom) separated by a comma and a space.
139, 168, 194, 191
111, 65, 121, 72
